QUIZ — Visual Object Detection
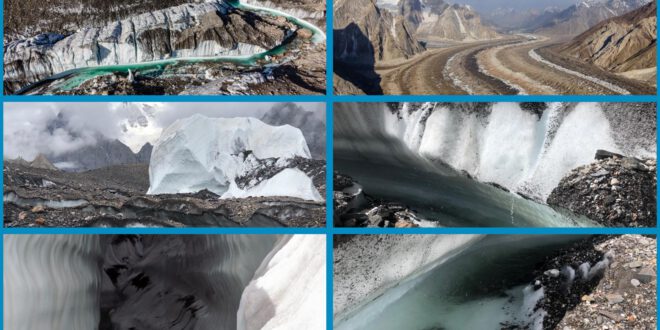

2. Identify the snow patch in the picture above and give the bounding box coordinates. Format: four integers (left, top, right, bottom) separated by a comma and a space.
221, 168, 323, 202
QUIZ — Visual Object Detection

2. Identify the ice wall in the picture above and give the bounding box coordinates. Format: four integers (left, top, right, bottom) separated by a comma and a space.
333, 235, 482, 320
335, 102, 656, 200
237, 235, 327, 330
105, 235, 278, 329
4, 235, 103, 330
148, 114, 311, 195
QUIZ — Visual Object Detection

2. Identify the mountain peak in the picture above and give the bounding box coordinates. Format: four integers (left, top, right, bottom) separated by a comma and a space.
30, 153, 59, 171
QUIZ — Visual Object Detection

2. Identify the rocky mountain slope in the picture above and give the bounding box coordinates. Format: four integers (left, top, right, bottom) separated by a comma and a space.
50, 139, 152, 172
334, 0, 424, 64
261, 103, 326, 159
557, 1, 656, 82
401, 0, 500, 42
534, 0, 652, 37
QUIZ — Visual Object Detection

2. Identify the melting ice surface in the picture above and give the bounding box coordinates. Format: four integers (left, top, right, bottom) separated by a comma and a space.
334, 102, 655, 227
335, 235, 588, 330
147, 114, 323, 201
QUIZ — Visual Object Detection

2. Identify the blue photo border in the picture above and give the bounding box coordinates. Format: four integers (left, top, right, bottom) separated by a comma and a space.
0, 1, 659, 329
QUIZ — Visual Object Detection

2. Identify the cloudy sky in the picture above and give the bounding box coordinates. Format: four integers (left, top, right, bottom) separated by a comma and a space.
4, 102, 325, 160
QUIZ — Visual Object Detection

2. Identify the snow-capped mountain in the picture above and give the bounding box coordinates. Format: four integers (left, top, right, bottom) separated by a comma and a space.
534, 0, 652, 36
401, 0, 500, 41
115, 102, 164, 153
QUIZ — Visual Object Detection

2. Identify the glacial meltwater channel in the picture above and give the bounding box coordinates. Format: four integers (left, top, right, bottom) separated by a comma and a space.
16, 0, 326, 94
335, 136, 597, 227
335, 235, 593, 330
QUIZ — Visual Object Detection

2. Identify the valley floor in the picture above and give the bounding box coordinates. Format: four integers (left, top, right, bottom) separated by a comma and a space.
347, 36, 656, 95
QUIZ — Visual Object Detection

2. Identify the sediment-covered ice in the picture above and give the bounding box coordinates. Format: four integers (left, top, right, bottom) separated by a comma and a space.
333, 234, 483, 319
237, 235, 326, 330
4, 235, 103, 330
4, 1, 283, 89
148, 114, 311, 195
222, 168, 323, 201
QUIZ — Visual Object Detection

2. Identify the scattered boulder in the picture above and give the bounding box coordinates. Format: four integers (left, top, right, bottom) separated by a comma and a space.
547, 151, 656, 227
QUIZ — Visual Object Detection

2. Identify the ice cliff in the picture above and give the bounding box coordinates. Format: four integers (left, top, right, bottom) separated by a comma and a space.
4, 234, 326, 330
4, 235, 103, 330
148, 114, 322, 201
334, 102, 656, 201
238, 235, 326, 329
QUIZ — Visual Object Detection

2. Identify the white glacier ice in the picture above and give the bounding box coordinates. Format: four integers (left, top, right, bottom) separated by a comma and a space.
237, 235, 326, 330
147, 114, 311, 195
222, 168, 324, 202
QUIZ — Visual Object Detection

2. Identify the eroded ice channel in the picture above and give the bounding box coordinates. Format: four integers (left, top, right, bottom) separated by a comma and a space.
334, 102, 655, 227
4, 234, 326, 330
334, 235, 595, 330
8, 0, 326, 94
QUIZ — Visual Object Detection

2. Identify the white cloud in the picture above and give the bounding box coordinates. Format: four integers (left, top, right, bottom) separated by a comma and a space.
4, 102, 325, 160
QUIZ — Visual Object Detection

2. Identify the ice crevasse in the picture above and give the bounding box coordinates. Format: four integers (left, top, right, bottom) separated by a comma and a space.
147, 114, 322, 202
4, 235, 327, 330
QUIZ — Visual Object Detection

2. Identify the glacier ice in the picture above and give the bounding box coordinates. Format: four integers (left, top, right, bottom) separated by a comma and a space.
335, 102, 656, 200
147, 114, 312, 196
222, 168, 323, 202
237, 235, 326, 330
4, 234, 326, 330
4, 1, 281, 89
4, 235, 103, 330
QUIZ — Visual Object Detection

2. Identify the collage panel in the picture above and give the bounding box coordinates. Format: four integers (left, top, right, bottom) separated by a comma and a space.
334, 102, 657, 228
3, 102, 327, 227
3, 0, 327, 95
333, 0, 657, 95
3, 234, 326, 329
334, 234, 657, 329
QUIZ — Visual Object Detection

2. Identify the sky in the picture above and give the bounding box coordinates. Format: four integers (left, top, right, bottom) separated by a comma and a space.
4, 102, 325, 160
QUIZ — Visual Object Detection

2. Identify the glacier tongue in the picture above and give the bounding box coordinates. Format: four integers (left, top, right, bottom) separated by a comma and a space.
237, 235, 327, 330
147, 114, 311, 195
4, 235, 103, 330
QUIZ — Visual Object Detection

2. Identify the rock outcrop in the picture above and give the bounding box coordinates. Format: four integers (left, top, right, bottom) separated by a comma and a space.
547, 150, 656, 227
557, 1, 657, 82
333, 0, 424, 64
29, 154, 59, 171
3, 1, 293, 93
